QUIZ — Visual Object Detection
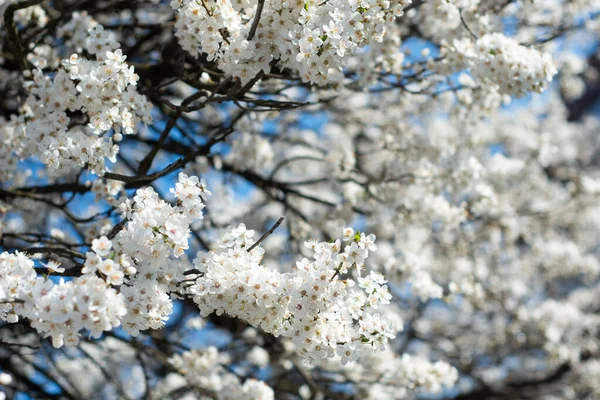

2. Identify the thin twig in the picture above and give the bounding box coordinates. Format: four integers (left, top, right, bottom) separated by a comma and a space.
4, 0, 44, 70
107, 218, 128, 239
459, 9, 478, 39
246, 217, 284, 252
247, 0, 265, 41
23, 246, 85, 259
78, 344, 133, 400
292, 360, 319, 398
104, 111, 245, 187
0, 299, 25, 304
0, 340, 39, 349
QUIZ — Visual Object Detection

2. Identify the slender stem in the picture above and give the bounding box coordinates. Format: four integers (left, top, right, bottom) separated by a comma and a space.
4, 0, 44, 70
459, 9, 478, 40
247, 0, 266, 41
246, 217, 284, 252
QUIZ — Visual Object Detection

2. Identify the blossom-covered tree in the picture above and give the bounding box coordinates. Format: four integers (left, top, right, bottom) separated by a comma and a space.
0, 0, 599, 399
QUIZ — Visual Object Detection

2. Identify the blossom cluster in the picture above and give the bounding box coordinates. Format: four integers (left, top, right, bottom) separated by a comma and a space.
0, 173, 208, 345
378, 249, 444, 302
312, 342, 459, 397
0, 1, 48, 28
0, 251, 126, 348
7, 24, 151, 179
91, 178, 126, 206
533, 239, 600, 279
0, 116, 26, 182
92, 173, 210, 336
517, 299, 600, 363
582, 359, 600, 398
227, 132, 274, 170
0, 251, 37, 322
169, 347, 274, 400
188, 224, 396, 361
441, 33, 557, 97
57, 11, 100, 53
361, 353, 459, 398
172, 0, 411, 85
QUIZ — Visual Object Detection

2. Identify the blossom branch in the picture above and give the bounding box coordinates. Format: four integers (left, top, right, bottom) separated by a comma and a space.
3, 0, 44, 70
246, 217, 284, 252
247, 0, 266, 41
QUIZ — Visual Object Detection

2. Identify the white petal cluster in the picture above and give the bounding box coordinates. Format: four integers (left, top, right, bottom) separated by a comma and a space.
84, 236, 129, 286
91, 172, 209, 336
410, 270, 444, 301
172, 0, 411, 85
28, 275, 126, 348
120, 281, 174, 336
581, 359, 600, 398
442, 33, 557, 97
0, 116, 27, 183
330, 348, 459, 398
420, 194, 467, 229
0, 252, 126, 348
227, 132, 274, 170
247, 346, 270, 367
169, 347, 274, 400
394, 353, 459, 393
16, 27, 151, 177
0, 251, 37, 321
518, 299, 600, 363
91, 179, 126, 206
533, 239, 600, 279
0, 1, 47, 27
57, 11, 99, 52
189, 225, 396, 361
381, 250, 444, 302
1, 173, 209, 346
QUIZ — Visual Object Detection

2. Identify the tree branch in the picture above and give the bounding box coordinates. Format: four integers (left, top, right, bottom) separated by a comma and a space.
246, 217, 284, 252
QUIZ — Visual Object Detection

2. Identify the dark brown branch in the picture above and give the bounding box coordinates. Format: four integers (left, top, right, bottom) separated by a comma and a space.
246, 217, 284, 252
247, 0, 265, 41
137, 111, 182, 175
4, 0, 44, 70
0, 339, 39, 349
104, 112, 245, 186
459, 8, 478, 39
107, 218, 128, 239
23, 246, 85, 259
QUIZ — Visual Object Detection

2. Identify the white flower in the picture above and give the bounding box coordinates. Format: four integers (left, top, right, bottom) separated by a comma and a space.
105, 49, 126, 66
43, 260, 65, 273
92, 236, 112, 256
247, 346, 270, 368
